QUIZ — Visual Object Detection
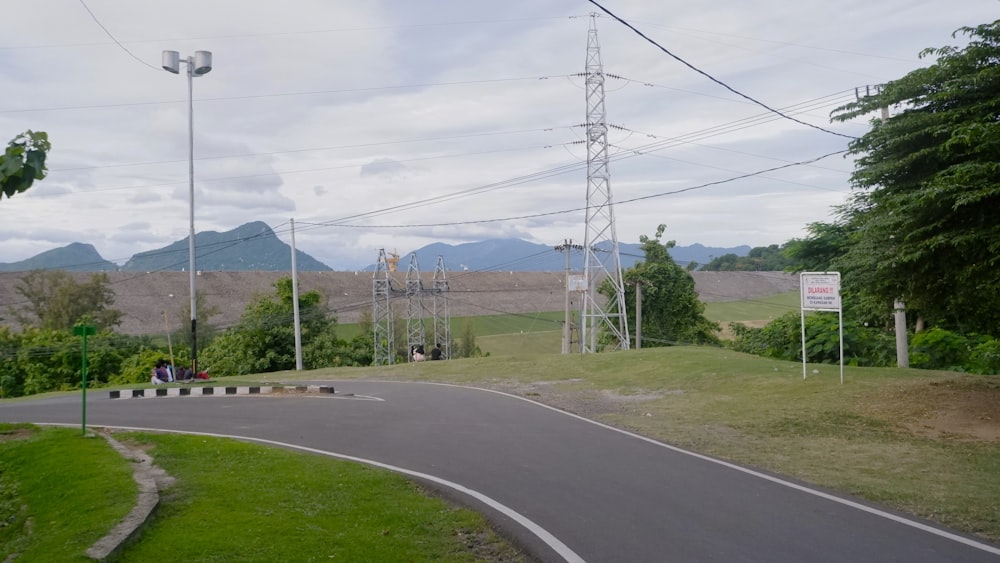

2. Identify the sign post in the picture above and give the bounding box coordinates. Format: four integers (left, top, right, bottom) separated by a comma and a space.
73, 324, 96, 435
799, 272, 843, 384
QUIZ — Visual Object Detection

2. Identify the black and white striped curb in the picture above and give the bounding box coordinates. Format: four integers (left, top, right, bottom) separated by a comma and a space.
109, 385, 335, 399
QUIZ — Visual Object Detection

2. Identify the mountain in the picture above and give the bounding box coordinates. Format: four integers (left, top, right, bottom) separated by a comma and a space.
2, 224, 752, 273
121, 221, 331, 272
390, 239, 751, 272
0, 242, 117, 272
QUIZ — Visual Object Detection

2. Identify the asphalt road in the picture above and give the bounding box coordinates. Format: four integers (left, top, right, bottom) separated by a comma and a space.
2, 381, 998, 562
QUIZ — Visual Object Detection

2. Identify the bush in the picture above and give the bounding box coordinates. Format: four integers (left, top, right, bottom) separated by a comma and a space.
909, 327, 969, 370
728, 312, 896, 367
967, 336, 1000, 375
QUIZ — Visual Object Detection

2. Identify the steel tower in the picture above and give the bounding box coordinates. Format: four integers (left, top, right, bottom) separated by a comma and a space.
372, 248, 394, 365
581, 14, 630, 352
431, 256, 451, 359
405, 253, 428, 360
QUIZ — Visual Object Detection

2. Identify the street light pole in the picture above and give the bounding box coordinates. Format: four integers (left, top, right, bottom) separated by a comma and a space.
162, 50, 213, 374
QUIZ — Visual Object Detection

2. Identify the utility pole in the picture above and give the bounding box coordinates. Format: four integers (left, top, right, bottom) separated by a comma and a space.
882, 104, 909, 368
555, 240, 583, 354
635, 282, 642, 350
290, 218, 303, 371
858, 86, 908, 368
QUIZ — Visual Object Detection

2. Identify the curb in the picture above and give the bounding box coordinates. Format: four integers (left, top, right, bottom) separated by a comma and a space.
86, 431, 169, 561
109, 385, 335, 399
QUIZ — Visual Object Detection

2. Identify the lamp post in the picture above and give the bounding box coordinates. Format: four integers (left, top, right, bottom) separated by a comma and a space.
162, 50, 212, 374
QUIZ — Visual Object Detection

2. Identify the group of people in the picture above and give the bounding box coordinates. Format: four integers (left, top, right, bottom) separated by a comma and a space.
150, 359, 208, 384
411, 344, 443, 362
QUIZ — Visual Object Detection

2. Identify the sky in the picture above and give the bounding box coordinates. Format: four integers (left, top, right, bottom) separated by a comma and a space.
1, 0, 997, 270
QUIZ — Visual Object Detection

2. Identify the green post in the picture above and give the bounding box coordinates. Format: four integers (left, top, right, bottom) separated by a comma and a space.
73, 325, 96, 435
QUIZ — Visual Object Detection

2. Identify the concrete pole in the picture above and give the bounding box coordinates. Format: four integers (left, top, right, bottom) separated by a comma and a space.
635, 282, 642, 349
880, 105, 910, 368
291, 218, 303, 371
563, 240, 571, 354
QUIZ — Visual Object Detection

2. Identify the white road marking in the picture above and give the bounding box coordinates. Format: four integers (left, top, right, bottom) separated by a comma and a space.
409, 380, 1000, 557
39, 422, 584, 563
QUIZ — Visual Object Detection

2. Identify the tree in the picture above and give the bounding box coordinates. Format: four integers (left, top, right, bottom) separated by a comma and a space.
1, 130, 50, 202
702, 244, 792, 271
603, 225, 719, 347
199, 277, 353, 375
831, 21, 1000, 334
782, 222, 848, 273
172, 290, 221, 355
12, 270, 122, 331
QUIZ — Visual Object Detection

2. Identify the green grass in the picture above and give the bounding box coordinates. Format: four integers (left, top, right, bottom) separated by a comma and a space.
702, 290, 800, 322
0, 425, 136, 562
0, 425, 522, 562
338, 312, 565, 341
478, 331, 562, 356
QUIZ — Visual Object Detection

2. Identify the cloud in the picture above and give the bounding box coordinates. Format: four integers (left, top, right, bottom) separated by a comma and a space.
360, 157, 409, 178
0, 1, 995, 268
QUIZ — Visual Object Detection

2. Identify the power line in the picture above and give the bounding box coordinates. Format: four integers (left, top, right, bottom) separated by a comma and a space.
587, 0, 858, 141
76, 0, 158, 71
1, 16, 579, 51
1, 75, 571, 114
50, 126, 573, 173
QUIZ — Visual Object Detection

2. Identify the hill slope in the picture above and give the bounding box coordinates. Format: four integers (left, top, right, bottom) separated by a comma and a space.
0, 271, 798, 336
121, 221, 331, 272
0, 243, 117, 272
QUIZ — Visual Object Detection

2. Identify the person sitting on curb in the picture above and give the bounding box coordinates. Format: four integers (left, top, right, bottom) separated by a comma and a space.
151, 360, 169, 385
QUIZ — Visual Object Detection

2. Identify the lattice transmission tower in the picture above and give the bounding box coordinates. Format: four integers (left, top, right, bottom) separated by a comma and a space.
372, 248, 394, 365
405, 253, 428, 360
431, 256, 451, 359
581, 14, 629, 353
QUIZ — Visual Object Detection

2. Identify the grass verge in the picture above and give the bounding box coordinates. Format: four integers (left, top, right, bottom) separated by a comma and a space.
0, 425, 524, 562
0, 425, 136, 562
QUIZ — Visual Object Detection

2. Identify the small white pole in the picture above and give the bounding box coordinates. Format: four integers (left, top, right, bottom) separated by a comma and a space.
290, 218, 303, 371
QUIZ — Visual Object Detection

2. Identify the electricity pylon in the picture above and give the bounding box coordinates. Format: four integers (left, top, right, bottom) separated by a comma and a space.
581, 14, 629, 353
405, 253, 427, 360
372, 248, 394, 365
431, 256, 451, 359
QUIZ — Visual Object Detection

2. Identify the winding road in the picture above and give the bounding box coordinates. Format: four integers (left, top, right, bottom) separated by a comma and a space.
2, 380, 998, 562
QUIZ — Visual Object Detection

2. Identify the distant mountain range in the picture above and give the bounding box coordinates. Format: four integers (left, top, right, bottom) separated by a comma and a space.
0, 221, 751, 273
396, 240, 750, 272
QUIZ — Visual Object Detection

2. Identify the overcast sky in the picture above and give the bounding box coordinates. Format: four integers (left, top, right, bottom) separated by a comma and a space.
2, 1, 996, 269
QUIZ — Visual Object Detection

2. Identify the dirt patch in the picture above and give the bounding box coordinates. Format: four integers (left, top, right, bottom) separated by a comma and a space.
0, 427, 35, 442
866, 378, 1000, 442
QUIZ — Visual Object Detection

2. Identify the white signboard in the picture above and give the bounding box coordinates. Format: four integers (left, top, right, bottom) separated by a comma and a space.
568, 274, 587, 293
801, 272, 841, 311
800, 272, 844, 384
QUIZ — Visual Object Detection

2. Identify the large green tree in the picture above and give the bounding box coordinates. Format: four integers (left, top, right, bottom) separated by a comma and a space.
199, 277, 369, 375
603, 225, 719, 347
1, 130, 50, 202
830, 20, 1000, 334
782, 222, 848, 273
12, 270, 122, 331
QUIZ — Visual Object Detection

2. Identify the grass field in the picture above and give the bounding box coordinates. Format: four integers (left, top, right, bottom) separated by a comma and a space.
0, 425, 522, 562
340, 292, 802, 358
702, 290, 800, 323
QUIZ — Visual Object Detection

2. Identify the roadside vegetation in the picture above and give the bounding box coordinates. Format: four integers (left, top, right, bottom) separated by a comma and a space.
0, 424, 523, 562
